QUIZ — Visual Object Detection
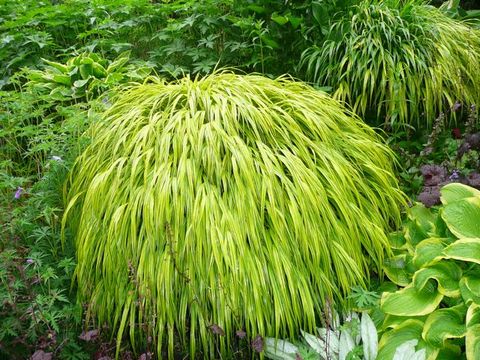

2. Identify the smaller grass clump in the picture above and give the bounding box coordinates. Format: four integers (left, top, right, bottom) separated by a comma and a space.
63, 71, 405, 358
301, 0, 480, 130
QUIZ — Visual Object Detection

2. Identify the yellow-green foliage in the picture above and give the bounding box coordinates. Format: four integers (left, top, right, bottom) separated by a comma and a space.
63, 72, 405, 357
301, 0, 480, 130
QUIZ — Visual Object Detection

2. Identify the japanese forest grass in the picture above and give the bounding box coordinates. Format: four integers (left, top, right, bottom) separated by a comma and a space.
62, 72, 405, 357
301, 0, 480, 130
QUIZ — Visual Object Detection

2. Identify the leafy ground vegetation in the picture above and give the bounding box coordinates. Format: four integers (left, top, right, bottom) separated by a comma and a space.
1, 0, 480, 359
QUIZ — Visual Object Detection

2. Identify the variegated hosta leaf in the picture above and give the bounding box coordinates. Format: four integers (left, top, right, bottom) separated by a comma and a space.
422, 304, 467, 348
442, 198, 480, 239
383, 254, 413, 286
442, 238, 480, 265
466, 304, 480, 360
466, 303, 480, 327
378, 319, 428, 360
381, 285, 443, 316
460, 276, 480, 305
412, 238, 447, 269
408, 204, 437, 236
465, 325, 480, 360
440, 183, 480, 205
381, 314, 427, 332
412, 261, 462, 298
388, 231, 408, 250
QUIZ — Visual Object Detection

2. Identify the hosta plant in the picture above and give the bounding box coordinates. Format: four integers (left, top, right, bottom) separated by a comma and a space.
24, 52, 153, 102
378, 183, 480, 359
62, 72, 405, 357
300, 0, 480, 130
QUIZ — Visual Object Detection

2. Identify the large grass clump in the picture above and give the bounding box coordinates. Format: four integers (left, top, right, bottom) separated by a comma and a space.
63, 72, 405, 357
300, 0, 480, 130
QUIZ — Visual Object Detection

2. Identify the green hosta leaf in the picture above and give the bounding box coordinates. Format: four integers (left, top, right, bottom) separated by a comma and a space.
384, 254, 413, 286
466, 305, 480, 360
378, 319, 426, 360
405, 220, 429, 247
465, 324, 480, 360
442, 198, 480, 238
412, 238, 447, 269
264, 338, 299, 360
388, 231, 407, 250
392, 340, 426, 360
381, 285, 443, 316
460, 276, 480, 305
442, 238, 480, 265
435, 344, 462, 359
409, 204, 436, 235
440, 183, 480, 205
422, 304, 467, 348
413, 262, 462, 297
466, 303, 480, 327
360, 312, 378, 360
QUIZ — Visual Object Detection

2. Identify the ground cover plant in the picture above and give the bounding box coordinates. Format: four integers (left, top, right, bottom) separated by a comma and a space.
62, 72, 405, 358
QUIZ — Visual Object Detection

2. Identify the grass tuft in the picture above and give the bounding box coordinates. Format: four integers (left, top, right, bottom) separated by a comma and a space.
300, 0, 480, 130
63, 71, 405, 358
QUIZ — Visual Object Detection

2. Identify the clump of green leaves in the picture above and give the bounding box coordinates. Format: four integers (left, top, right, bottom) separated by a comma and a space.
301, 0, 480, 131
24, 52, 153, 102
63, 71, 405, 358
378, 183, 480, 359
